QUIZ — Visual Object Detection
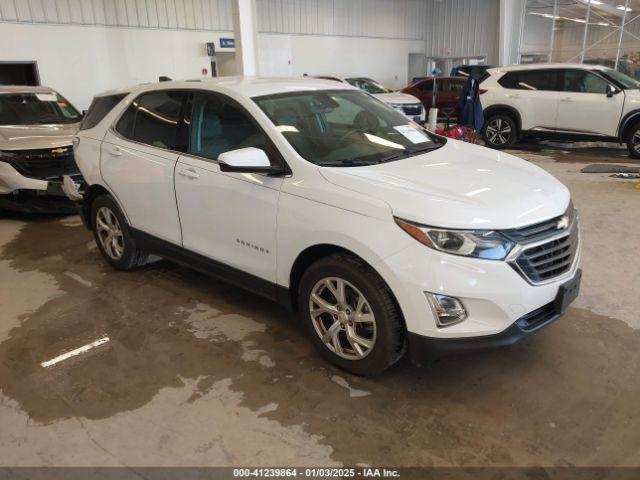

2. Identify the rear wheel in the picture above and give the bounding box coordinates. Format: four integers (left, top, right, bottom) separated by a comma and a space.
482, 114, 517, 149
91, 195, 148, 271
298, 253, 405, 376
625, 122, 640, 159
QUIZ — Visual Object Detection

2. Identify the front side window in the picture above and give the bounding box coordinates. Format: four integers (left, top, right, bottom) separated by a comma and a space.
0, 91, 81, 126
345, 78, 390, 94
417, 79, 434, 92
448, 80, 465, 93
189, 92, 269, 161
562, 70, 609, 94
116, 90, 187, 150
253, 89, 443, 167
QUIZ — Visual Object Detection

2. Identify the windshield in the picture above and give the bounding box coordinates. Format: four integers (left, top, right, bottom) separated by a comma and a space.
253, 89, 443, 167
0, 92, 81, 126
345, 78, 390, 94
601, 68, 640, 89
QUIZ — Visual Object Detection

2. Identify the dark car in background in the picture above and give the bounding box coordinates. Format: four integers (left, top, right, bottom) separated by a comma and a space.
0, 86, 82, 213
402, 76, 467, 122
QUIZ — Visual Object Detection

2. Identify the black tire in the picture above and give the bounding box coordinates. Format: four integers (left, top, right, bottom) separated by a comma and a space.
298, 253, 405, 376
482, 113, 518, 149
90, 194, 148, 271
626, 122, 640, 159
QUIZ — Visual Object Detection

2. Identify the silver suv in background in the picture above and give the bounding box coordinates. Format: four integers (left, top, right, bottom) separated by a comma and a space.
314, 76, 426, 123
0, 86, 82, 213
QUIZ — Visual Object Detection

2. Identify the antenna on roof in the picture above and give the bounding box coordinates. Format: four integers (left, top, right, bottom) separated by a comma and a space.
159, 76, 172, 82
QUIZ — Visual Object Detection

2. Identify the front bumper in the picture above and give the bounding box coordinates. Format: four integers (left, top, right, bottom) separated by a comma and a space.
407, 269, 581, 364
0, 162, 81, 213
373, 222, 581, 343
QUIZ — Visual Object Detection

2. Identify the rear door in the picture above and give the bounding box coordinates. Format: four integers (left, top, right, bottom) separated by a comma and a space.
415, 79, 434, 110
437, 79, 464, 117
497, 69, 561, 130
75, 93, 127, 185
101, 90, 187, 244
555, 69, 623, 137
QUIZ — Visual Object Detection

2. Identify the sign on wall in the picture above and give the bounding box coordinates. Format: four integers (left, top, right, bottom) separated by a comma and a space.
219, 38, 235, 49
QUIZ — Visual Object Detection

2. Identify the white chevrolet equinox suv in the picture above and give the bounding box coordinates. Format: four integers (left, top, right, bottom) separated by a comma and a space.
481, 63, 640, 158
66, 77, 581, 375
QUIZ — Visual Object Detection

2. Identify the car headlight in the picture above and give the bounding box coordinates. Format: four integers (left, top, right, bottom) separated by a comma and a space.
388, 103, 405, 111
395, 218, 515, 260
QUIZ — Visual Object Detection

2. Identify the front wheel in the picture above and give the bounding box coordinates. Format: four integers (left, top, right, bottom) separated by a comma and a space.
298, 253, 405, 376
482, 114, 517, 149
625, 122, 640, 159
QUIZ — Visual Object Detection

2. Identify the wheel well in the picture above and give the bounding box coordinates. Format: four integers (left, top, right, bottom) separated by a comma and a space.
289, 244, 350, 310
483, 106, 521, 133
82, 184, 111, 229
287, 245, 406, 328
620, 112, 640, 142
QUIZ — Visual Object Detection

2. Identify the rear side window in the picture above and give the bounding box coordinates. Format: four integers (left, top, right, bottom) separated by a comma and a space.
79, 94, 126, 130
115, 90, 188, 150
498, 70, 559, 91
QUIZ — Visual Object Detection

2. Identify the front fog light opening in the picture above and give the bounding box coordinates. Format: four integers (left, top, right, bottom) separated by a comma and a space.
425, 293, 467, 327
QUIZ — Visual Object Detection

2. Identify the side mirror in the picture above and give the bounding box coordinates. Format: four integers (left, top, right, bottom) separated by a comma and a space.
218, 147, 283, 174
606, 85, 616, 98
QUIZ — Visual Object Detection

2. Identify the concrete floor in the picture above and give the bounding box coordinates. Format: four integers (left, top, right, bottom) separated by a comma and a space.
1, 144, 639, 467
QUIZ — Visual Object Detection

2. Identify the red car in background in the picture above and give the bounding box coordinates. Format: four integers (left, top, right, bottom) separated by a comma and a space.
402, 76, 467, 122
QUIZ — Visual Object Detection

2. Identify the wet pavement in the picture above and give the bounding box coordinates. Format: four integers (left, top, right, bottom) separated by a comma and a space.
1, 144, 639, 467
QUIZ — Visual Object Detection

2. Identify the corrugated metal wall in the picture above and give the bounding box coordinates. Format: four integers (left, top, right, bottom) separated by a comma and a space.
424, 0, 499, 60
0, 0, 234, 31
0, 0, 500, 58
256, 0, 426, 40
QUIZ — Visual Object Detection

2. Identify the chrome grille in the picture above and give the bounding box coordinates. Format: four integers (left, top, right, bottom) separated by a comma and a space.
503, 202, 575, 243
9, 147, 78, 180
402, 104, 423, 116
507, 204, 579, 284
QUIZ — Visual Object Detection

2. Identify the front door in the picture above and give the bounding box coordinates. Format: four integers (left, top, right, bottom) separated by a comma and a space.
101, 90, 188, 244
555, 69, 624, 137
174, 91, 283, 283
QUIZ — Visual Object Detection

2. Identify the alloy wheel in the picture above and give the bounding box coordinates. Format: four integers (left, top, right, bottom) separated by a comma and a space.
96, 206, 124, 260
309, 277, 377, 360
632, 130, 640, 153
486, 118, 512, 146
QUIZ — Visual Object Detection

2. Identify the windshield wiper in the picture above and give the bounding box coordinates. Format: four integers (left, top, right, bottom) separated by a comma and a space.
317, 159, 378, 167
378, 144, 442, 163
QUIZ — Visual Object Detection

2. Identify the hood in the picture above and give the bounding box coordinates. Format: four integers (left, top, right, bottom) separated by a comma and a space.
319, 140, 570, 230
373, 92, 420, 105
0, 123, 79, 151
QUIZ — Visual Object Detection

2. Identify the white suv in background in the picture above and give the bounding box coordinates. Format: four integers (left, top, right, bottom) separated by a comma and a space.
481, 63, 640, 157
66, 77, 580, 375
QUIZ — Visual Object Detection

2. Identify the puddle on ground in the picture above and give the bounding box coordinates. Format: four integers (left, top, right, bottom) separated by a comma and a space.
1, 215, 639, 467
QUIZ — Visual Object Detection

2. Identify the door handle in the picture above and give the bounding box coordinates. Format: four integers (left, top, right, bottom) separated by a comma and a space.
560, 97, 574, 102
507, 94, 520, 99
178, 168, 199, 179
109, 146, 123, 156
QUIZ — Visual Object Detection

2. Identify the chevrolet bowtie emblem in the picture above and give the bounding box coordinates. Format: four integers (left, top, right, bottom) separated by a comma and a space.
556, 216, 570, 230
51, 147, 67, 154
